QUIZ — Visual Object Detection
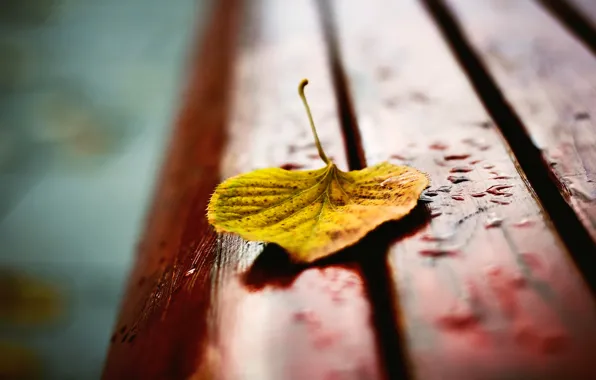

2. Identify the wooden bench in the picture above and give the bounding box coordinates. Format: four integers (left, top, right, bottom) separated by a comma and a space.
102, 0, 596, 378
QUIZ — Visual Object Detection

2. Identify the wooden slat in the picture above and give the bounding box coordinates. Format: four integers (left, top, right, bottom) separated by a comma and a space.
332, 0, 596, 378
445, 0, 596, 245
103, 0, 383, 379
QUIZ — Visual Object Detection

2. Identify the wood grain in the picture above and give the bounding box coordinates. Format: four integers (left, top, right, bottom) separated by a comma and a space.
445, 0, 596, 246
332, 0, 596, 378
103, 0, 383, 379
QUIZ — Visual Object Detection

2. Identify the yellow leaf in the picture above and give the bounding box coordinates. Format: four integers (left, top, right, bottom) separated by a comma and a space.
207, 79, 428, 262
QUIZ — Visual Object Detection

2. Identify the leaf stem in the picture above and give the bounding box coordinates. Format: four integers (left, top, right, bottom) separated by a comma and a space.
299, 79, 330, 165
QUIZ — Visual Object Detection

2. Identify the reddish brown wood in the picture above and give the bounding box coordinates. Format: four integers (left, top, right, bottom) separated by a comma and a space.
445, 0, 596, 244
332, 0, 596, 378
103, 0, 382, 379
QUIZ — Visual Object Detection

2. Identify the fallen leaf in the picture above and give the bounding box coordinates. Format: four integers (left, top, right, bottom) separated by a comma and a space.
207, 79, 428, 262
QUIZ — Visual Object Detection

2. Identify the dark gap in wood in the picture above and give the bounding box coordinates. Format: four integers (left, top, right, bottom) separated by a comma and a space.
316, 2, 413, 380
316, 0, 367, 171
420, 0, 596, 294
536, 0, 596, 57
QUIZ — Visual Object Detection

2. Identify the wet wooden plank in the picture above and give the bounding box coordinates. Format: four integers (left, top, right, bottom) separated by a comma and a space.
445, 0, 596, 245
102, 0, 382, 379
332, 0, 596, 378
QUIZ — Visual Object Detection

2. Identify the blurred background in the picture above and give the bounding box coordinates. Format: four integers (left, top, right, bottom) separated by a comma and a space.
0, 0, 206, 378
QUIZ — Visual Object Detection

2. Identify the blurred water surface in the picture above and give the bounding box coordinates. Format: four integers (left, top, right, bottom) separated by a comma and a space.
0, 0, 205, 378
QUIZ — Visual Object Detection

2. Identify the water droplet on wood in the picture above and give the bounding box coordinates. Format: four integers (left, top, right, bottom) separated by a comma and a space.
485, 213, 503, 228
430, 208, 442, 218
491, 174, 513, 180
280, 163, 305, 170
419, 248, 456, 257
490, 199, 511, 205
420, 232, 454, 242
390, 153, 411, 161
448, 175, 470, 184
450, 165, 473, 173
419, 195, 434, 203
185, 268, 196, 277
430, 142, 449, 150
513, 218, 534, 227
486, 184, 513, 196
437, 304, 478, 329
445, 153, 471, 161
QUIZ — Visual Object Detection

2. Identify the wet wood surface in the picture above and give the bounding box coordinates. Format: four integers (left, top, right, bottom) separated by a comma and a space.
104, 0, 596, 379
103, 0, 382, 379
445, 0, 596, 244
332, 0, 596, 378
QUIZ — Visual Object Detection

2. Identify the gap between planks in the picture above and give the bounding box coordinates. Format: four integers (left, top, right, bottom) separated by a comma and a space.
316, 1, 411, 378
535, 0, 596, 57
421, 0, 596, 293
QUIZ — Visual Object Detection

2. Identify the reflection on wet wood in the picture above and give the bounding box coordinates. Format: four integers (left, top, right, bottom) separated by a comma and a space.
332, 0, 596, 378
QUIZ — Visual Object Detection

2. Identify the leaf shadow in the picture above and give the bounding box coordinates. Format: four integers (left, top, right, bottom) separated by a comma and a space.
240, 203, 431, 291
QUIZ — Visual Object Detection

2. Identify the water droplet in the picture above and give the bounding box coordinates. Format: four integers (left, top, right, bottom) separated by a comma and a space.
491, 174, 513, 180
486, 184, 513, 196
483, 163, 495, 169
390, 153, 412, 161
430, 208, 442, 218
280, 163, 305, 170
490, 199, 511, 205
419, 248, 456, 257
430, 141, 449, 150
448, 175, 470, 184
485, 213, 503, 228
451, 195, 465, 201
470, 191, 486, 197
437, 304, 478, 329
450, 165, 473, 173
444, 153, 471, 161
437, 185, 452, 192
511, 273, 526, 288
185, 268, 196, 277
420, 232, 454, 242
512, 218, 534, 227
